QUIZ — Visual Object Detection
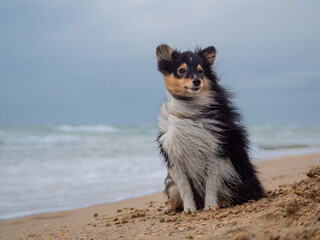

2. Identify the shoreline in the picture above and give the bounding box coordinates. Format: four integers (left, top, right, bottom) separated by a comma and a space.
1, 152, 319, 221
1, 153, 320, 239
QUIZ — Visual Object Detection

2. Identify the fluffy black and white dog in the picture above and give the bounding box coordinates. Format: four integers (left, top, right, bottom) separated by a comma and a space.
156, 44, 266, 214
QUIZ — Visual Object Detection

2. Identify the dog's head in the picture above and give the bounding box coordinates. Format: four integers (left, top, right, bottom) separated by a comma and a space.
156, 44, 216, 98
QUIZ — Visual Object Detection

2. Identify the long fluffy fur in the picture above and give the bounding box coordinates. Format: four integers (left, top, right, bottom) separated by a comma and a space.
156, 44, 266, 214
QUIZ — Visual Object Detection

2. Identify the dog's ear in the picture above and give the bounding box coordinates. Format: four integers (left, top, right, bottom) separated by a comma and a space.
156, 44, 174, 62
199, 46, 216, 68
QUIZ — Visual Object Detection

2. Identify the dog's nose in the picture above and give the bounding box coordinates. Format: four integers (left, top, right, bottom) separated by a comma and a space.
193, 78, 201, 86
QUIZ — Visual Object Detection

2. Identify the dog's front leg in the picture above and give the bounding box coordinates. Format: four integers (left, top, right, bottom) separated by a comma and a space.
168, 167, 196, 214
204, 167, 219, 211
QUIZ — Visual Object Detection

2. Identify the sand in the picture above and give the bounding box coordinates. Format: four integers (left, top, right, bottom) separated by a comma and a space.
1, 153, 320, 240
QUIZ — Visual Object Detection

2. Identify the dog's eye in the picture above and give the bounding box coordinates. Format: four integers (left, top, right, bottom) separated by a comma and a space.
198, 69, 204, 74
178, 68, 186, 75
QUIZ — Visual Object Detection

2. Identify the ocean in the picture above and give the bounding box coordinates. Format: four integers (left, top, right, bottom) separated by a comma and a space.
0, 123, 319, 220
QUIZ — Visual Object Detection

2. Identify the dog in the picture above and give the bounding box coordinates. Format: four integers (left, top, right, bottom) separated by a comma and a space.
156, 44, 266, 214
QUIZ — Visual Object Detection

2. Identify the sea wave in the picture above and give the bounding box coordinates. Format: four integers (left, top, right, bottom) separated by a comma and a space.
4, 134, 80, 147
248, 124, 320, 151
0, 130, 5, 142
55, 125, 119, 133
256, 144, 312, 150
1, 123, 320, 220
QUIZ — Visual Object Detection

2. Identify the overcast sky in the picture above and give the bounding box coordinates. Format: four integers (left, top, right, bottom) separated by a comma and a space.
0, 0, 319, 124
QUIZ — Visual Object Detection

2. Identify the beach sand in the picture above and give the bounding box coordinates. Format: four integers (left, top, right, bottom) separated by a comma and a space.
1, 153, 320, 240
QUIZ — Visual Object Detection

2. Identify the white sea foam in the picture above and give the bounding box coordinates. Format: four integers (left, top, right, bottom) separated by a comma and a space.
55, 125, 119, 133
25, 135, 80, 146
1, 135, 80, 148
0, 129, 5, 136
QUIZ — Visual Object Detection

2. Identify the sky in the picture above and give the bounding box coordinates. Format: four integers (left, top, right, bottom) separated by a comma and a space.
0, 0, 319, 125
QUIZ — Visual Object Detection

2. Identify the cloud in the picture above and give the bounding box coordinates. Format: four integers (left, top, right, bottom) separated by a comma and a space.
0, 0, 320, 124
233, 71, 320, 91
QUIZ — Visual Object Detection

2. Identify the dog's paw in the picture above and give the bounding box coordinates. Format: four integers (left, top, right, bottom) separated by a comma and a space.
219, 200, 231, 208
164, 207, 175, 214
204, 204, 219, 211
204, 198, 218, 211
183, 207, 197, 215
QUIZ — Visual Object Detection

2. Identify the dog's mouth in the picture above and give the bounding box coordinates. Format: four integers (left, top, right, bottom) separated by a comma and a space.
185, 87, 201, 91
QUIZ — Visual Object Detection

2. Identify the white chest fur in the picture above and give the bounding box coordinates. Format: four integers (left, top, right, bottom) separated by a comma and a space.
158, 100, 222, 191
158, 103, 221, 164
158, 95, 241, 204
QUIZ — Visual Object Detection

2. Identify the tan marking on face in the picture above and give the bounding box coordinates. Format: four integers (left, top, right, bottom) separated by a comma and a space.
197, 64, 204, 72
164, 74, 194, 96
201, 77, 212, 94
177, 63, 188, 75
196, 65, 211, 93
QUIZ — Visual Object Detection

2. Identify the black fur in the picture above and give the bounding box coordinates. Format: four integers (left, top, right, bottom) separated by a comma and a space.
205, 82, 266, 204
